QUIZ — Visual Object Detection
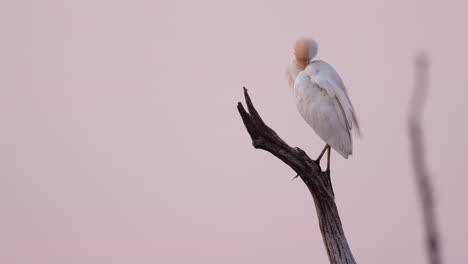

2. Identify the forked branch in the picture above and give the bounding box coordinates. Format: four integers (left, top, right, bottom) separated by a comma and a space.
237, 87, 356, 264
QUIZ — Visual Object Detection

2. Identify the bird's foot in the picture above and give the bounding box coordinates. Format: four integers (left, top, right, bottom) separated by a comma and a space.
314, 158, 322, 166
315, 163, 323, 172
314, 158, 323, 172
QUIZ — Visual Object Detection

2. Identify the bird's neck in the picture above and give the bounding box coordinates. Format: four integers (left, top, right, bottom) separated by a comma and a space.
296, 58, 309, 70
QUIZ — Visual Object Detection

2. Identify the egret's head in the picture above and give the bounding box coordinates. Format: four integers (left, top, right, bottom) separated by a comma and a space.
294, 38, 318, 70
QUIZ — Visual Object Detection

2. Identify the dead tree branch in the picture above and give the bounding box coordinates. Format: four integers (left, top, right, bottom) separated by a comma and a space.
408, 54, 443, 264
237, 87, 356, 264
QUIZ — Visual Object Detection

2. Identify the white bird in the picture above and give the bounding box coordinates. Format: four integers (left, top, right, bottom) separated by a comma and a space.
287, 38, 360, 172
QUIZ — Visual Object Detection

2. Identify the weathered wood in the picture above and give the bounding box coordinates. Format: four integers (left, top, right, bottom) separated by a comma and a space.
238, 87, 356, 264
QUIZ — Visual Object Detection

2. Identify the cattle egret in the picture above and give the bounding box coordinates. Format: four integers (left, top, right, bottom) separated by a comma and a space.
287, 38, 360, 172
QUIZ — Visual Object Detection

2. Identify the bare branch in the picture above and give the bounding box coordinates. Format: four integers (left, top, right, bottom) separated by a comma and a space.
408, 53, 443, 264
238, 88, 356, 264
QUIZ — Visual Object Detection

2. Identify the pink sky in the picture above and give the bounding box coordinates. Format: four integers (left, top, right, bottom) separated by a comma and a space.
1, 0, 468, 263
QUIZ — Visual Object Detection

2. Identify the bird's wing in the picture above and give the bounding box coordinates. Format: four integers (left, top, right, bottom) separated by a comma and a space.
311, 61, 361, 135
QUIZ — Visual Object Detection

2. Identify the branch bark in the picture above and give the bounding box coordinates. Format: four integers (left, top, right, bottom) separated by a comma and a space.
408, 54, 443, 264
237, 87, 356, 264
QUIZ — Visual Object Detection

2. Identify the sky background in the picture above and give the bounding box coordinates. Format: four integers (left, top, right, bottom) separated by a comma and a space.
1, 0, 468, 263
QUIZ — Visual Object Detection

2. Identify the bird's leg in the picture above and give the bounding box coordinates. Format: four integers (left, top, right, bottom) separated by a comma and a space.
316, 144, 329, 164
326, 145, 331, 174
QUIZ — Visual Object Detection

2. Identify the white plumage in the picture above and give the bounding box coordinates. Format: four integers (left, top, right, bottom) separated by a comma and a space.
287, 38, 359, 163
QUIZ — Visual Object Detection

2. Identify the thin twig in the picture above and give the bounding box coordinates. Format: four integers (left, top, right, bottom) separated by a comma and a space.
408, 54, 443, 264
